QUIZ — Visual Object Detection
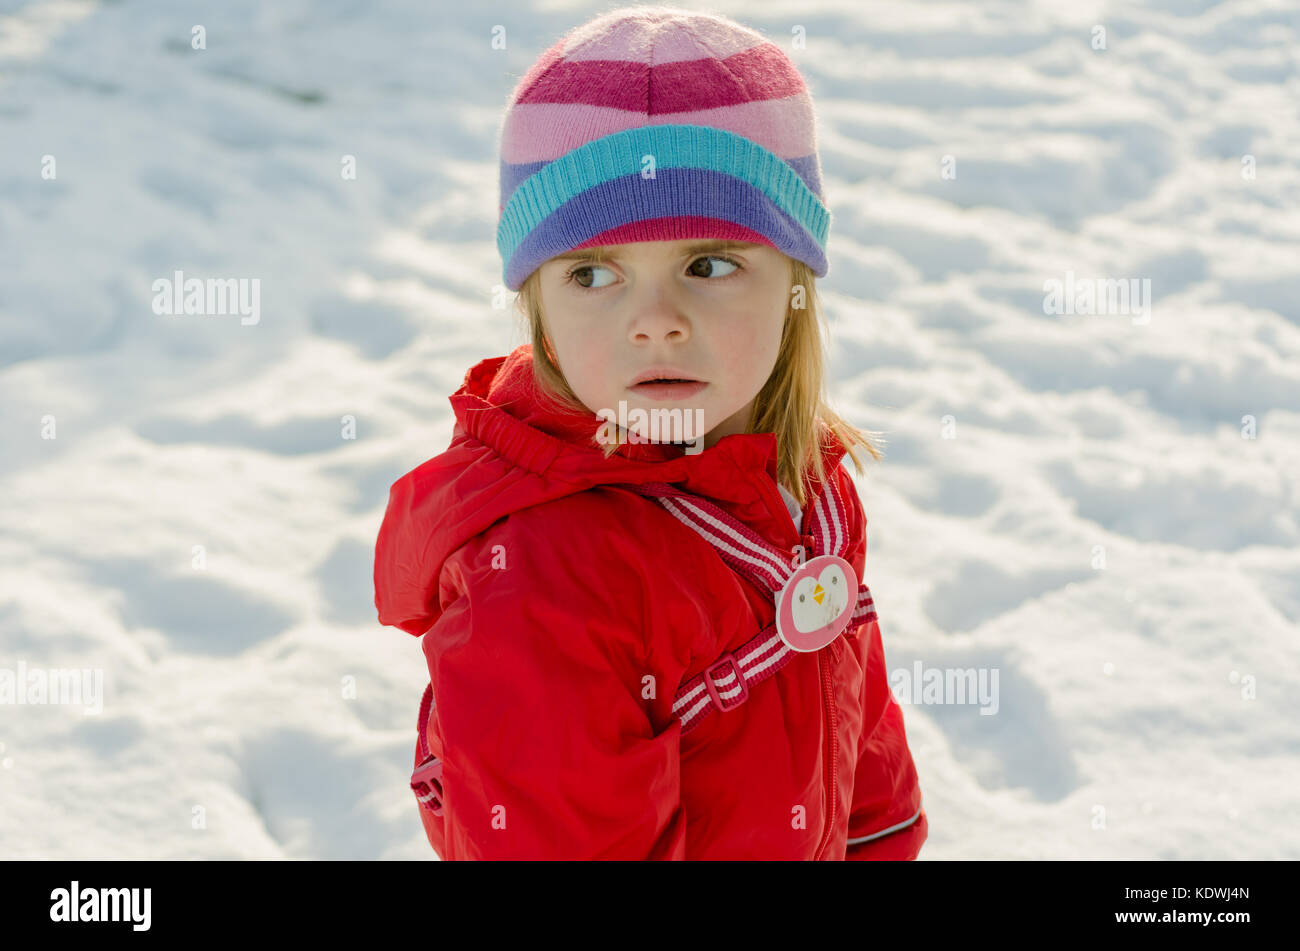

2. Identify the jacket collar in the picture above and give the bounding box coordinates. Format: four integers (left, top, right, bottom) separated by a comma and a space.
450, 345, 848, 507
374, 344, 854, 639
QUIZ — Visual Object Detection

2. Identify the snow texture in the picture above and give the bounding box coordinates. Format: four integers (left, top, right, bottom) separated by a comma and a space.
1, 0, 1297, 859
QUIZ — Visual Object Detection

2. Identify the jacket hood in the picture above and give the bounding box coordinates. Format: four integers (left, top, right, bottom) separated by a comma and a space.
373, 343, 849, 637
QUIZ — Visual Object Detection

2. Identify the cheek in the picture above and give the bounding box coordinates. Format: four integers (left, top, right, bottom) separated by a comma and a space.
547, 321, 614, 400
717, 298, 784, 372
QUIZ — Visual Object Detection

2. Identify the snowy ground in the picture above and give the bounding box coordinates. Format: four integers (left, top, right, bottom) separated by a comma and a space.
1, 0, 1297, 859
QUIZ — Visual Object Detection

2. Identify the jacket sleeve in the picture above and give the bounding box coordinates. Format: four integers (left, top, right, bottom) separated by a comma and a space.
836, 465, 929, 861
423, 519, 687, 860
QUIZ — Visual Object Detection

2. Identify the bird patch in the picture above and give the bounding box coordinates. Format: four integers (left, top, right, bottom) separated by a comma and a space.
774, 554, 857, 653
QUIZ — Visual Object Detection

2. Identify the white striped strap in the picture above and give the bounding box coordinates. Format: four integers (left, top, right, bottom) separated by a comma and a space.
672, 623, 791, 734
618, 477, 877, 734
629, 475, 851, 580
640, 485, 797, 593
671, 606, 878, 736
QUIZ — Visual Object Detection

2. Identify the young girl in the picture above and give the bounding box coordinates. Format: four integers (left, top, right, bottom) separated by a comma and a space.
373, 5, 927, 860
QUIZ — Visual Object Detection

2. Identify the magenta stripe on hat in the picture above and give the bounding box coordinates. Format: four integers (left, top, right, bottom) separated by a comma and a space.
510, 38, 566, 100
515, 43, 805, 112
573, 217, 777, 254
499, 94, 818, 165
496, 8, 833, 290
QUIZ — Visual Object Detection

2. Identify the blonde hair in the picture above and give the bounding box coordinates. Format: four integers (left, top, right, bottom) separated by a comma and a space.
513, 248, 883, 506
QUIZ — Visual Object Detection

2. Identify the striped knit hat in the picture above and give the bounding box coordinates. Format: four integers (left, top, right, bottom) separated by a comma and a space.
496, 5, 831, 291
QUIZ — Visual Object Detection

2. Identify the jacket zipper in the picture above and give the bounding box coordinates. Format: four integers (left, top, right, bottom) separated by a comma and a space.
754, 472, 839, 859
813, 647, 838, 860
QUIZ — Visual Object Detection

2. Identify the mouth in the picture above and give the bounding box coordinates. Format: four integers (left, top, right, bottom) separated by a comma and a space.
629, 367, 707, 401
628, 379, 709, 401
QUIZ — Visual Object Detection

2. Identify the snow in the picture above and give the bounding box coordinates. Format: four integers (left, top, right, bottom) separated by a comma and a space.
1, 0, 1297, 859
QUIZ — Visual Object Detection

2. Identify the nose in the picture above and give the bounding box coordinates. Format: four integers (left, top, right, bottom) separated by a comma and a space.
627, 286, 691, 344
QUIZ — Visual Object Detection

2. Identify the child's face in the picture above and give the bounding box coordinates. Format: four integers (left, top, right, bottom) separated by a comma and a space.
536, 239, 791, 450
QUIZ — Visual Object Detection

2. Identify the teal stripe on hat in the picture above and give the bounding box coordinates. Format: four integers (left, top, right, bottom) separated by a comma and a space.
496, 124, 829, 266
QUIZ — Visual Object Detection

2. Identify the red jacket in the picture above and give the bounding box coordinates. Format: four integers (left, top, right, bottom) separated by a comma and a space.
373, 344, 927, 860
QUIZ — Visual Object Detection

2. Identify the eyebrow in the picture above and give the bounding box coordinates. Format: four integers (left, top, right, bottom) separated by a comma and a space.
549, 240, 762, 262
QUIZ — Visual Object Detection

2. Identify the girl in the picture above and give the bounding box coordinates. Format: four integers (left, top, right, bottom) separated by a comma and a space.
373, 5, 927, 860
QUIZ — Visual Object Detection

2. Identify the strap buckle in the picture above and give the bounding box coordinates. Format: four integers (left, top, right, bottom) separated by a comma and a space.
411, 755, 444, 817
703, 653, 749, 713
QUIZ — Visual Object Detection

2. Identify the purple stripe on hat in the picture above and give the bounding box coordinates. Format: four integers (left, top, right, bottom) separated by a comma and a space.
504, 166, 828, 289
500, 152, 823, 214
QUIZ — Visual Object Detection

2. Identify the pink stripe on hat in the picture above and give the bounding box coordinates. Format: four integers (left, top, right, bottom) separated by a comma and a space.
496, 5, 832, 291
561, 10, 767, 63
499, 94, 818, 165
